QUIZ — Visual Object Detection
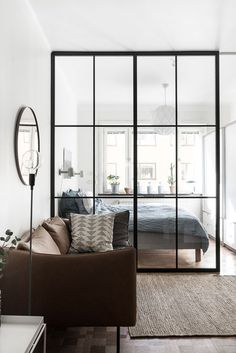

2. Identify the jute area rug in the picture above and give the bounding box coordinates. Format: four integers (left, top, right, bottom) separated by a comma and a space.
129, 274, 236, 337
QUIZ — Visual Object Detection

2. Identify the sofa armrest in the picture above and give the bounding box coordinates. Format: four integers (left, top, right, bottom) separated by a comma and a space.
1, 249, 29, 315
2, 247, 136, 327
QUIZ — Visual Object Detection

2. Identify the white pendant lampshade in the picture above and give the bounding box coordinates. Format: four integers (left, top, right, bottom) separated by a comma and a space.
152, 83, 175, 135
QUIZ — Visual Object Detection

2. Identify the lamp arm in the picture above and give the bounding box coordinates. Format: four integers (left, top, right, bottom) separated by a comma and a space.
59, 168, 83, 178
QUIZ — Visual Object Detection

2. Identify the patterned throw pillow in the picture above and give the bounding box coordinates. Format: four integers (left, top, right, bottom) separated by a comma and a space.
69, 213, 115, 253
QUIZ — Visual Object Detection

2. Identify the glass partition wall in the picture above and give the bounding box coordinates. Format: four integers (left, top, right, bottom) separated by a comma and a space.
51, 52, 220, 272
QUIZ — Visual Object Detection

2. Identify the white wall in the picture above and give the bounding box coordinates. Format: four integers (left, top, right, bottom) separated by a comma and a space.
220, 55, 236, 249
0, 0, 51, 236
220, 55, 236, 127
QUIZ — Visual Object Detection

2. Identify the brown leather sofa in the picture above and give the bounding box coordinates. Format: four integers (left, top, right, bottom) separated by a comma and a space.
2, 247, 136, 351
2, 213, 136, 353
2, 247, 136, 325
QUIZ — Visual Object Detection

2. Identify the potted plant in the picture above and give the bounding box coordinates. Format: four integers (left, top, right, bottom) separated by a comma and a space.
107, 174, 120, 194
168, 163, 176, 194
0, 229, 19, 274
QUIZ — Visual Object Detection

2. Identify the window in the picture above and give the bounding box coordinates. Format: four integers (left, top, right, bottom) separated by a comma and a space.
138, 163, 156, 180
137, 132, 157, 146
102, 128, 132, 193
180, 131, 198, 146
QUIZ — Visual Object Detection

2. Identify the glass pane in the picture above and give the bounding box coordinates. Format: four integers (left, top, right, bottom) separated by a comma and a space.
137, 56, 175, 125
178, 198, 216, 269
97, 198, 134, 246
178, 127, 216, 197
55, 56, 93, 125
56, 197, 94, 219
95, 57, 133, 125
55, 127, 93, 196
95, 127, 133, 196
178, 56, 215, 125
137, 198, 176, 269
138, 127, 175, 195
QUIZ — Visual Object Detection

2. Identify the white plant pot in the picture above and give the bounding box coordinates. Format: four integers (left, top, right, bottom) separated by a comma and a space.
111, 184, 119, 194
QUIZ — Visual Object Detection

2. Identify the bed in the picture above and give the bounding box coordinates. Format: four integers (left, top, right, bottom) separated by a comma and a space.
97, 200, 209, 262
59, 192, 209, 262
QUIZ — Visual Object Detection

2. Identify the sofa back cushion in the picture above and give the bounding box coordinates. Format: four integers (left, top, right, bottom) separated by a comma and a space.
69, 213, 115, 253
20, 228, 35, 242
42, 216, 71, 254
113, 211, 130, 248
17, 226, 61, 255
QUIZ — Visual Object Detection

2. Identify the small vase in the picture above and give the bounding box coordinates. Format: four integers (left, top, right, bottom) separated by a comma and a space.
111, 184, 119, 194
169, 185, 176, 194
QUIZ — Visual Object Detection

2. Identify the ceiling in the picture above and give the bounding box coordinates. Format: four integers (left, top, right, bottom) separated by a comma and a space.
29, 0, 236, 52
29, 0, 236, 118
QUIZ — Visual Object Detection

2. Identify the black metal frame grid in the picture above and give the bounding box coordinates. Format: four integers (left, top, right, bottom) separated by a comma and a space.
51, 51, 220, 272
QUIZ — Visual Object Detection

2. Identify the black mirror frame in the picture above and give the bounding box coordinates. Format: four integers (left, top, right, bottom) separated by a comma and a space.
14, 106, 40, 185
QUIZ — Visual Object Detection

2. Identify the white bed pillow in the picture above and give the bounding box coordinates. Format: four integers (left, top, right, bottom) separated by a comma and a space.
69, 212, 115, 253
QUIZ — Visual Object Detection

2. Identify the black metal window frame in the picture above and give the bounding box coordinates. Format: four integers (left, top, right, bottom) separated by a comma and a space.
51, 51, 220, 273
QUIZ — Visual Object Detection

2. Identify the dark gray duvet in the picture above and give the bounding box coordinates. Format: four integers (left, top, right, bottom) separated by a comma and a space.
97, 201, 209, 252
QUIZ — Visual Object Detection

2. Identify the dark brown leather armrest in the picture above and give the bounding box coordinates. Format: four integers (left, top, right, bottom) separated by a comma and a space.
2, 247, 136, 327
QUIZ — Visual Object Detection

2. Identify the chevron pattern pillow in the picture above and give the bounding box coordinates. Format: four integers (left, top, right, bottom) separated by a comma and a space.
69, 213, 115, 253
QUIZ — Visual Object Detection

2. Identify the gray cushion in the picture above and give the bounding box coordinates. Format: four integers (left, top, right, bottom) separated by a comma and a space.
113, 211, 130, 248
59, 190, 88, 218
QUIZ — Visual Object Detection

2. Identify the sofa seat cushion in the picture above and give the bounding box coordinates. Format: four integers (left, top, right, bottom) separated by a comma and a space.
69, 213, 115, 253
42, 216, 71, 254
17, 226, 61, 255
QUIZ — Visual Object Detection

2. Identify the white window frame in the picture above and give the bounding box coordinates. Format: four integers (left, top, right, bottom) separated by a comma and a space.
100, 127, 131, 193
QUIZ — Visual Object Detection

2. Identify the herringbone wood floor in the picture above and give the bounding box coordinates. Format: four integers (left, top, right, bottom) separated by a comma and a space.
45, 245, 236, 353
45, 326, 236, 353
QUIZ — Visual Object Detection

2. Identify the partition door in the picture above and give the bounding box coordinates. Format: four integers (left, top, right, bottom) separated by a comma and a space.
51, 51, 220, 272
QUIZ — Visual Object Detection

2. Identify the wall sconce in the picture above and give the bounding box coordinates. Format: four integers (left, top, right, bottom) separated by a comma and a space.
59, 167, 83, 178
59, 148, 83, 179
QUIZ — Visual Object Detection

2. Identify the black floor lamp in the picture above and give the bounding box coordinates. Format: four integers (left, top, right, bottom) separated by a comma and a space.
22, 150, 40, 315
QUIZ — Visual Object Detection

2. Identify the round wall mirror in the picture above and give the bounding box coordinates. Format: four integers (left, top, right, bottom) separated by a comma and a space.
14, 107, 40, 185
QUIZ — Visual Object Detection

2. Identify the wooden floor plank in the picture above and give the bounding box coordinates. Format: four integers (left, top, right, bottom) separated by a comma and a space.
138, 240, 236, 273
46, 327, 236, 353
45, 245, 236, 353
